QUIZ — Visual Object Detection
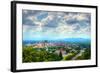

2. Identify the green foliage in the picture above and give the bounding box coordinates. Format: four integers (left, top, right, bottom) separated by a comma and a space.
65, 48, 70, 53
64, 53, 76, 60
23, 46, 62, 62
59, 51, 63, 60
81, 49, 91, 59
75, 49, 91, 60
23, 45, 91, 62
75, 56, 83, 60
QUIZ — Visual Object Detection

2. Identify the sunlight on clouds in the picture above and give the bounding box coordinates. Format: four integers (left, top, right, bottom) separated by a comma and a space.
22, 10, 91, 40
73, 13, 90, 21
27, 16, 36, 21
56, 24, 74, 34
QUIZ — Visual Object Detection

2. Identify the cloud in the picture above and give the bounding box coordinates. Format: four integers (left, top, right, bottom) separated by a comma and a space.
22, 10, 91, 40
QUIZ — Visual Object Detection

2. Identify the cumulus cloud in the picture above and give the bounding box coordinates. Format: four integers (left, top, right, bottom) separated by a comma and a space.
22, 10, 91, 40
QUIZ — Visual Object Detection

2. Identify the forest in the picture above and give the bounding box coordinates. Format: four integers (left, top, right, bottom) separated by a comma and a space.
22, 40, 91, 63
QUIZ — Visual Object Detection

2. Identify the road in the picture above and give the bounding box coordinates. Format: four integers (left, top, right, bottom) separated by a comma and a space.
71, 50, 85, 60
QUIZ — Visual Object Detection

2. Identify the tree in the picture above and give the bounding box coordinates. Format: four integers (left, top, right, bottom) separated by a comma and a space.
82, 48, 91, 59
59, 50, 63, 60
23, 46, 63, 62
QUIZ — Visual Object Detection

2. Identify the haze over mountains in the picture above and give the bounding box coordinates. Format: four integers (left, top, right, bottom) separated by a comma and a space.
23, 38, 90, 45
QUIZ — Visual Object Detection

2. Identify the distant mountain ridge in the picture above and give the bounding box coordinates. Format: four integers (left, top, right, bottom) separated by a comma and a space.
62, 38, 90, 42
23, 38, 91, 45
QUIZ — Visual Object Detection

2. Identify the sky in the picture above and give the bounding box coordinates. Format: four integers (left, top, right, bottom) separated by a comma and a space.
22, 10, 91, 41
